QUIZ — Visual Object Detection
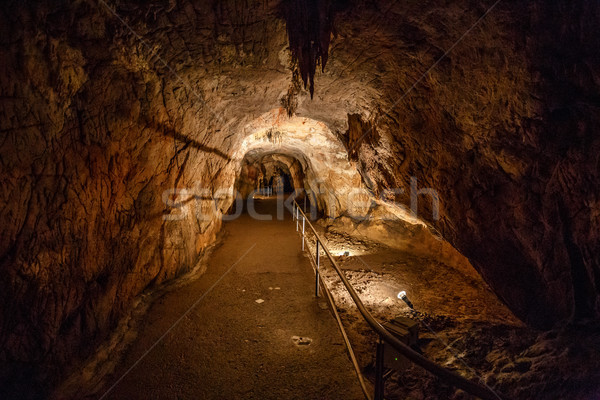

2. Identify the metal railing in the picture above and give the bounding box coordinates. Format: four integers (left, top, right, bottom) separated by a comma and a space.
292, 200, 503, 400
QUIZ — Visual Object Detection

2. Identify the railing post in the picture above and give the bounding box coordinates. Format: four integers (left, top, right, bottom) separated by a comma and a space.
302, 216, 305, 251
374, 337, 385, 400
296, 207, 299, 231
315, 241, 320, 297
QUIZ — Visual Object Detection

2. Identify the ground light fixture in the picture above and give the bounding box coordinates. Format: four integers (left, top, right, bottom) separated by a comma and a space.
397, 290, 414, 309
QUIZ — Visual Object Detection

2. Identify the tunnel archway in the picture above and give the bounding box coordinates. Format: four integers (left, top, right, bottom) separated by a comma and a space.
235, 151, 305, 198
227, 109, 369, 218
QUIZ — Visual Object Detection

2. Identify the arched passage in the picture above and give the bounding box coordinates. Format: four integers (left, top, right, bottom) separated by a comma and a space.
229, 109, 369, 217
235, 151, 305, 197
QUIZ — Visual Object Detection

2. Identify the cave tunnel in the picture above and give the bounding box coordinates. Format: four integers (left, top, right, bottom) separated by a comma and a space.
1, 0, 600, 399
236, 151, 305, 197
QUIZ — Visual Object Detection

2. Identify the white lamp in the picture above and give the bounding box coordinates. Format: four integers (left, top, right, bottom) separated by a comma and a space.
397, 290, 414, 309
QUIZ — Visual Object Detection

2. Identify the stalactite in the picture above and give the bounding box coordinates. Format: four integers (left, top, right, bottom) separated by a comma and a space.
281, 0, 336, 98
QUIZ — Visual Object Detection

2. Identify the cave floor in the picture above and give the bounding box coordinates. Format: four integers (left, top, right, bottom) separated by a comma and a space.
95, 198, 364, 400
64, 198, 600, 400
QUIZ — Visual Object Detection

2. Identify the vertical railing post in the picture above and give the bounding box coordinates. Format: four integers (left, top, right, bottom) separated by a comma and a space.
302, 216, 305, 251
315, 241, 320, 297
296, 206, 299, 231
374, 338, 385, 400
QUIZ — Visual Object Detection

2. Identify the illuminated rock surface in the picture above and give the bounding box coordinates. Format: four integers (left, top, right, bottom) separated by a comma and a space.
0, 0, 599, 398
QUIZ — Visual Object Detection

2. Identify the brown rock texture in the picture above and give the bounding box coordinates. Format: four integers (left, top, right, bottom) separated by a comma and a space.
340, 0, 600, 329
0, 0, 599, 397
236, 152, 306, 197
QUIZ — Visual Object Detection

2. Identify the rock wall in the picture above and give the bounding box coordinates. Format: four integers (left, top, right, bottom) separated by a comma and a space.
1, 0, 599, 397
339, 0, 600, 328
0, 0, 276, 396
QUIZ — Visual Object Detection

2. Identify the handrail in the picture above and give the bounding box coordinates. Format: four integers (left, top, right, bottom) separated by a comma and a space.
298, 216, 373, 400
292, 200, 503, 400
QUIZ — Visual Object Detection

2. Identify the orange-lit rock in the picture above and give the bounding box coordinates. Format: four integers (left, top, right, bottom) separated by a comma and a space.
0, 0, 599, 398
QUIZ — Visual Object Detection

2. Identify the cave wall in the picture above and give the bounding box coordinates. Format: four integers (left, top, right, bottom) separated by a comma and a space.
337, 0, 600, 328
1, 0, 599, 397
0, 0, 285, 396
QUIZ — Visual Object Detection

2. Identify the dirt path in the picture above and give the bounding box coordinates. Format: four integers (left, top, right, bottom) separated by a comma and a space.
99, 198, 364, 400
